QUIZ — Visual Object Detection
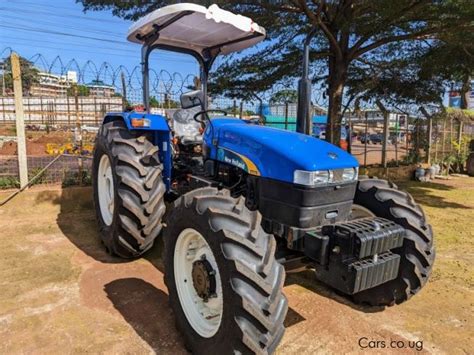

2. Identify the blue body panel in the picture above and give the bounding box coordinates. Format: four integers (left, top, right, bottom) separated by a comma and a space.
204, 118, 358, 184
104, 112, 172, 189
105, 112, 170, 131
103, 113, 358, 190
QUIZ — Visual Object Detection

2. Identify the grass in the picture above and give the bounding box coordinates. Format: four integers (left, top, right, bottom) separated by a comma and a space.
398, 178, 474, 289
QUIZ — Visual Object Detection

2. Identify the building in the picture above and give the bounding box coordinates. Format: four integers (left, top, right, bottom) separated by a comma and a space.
343, 109, 408, 130
86, 80, 116, 97
448, 81, 474, 109
30, 71, 77, 97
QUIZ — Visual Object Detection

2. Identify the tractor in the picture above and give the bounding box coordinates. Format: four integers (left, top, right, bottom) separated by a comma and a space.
92, 4, 435, 354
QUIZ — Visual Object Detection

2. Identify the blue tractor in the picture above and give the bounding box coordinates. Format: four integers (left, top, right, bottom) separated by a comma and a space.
92, 4, 434, 354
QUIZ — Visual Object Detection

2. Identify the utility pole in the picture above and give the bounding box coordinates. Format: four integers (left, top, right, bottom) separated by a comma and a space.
11, 53, 28, 188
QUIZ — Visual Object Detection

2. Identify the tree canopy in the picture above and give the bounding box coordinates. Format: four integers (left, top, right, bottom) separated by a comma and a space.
67, 84, 90, 97
1, 55, 40, 95
78, 0, 474, 144
270, 89, 298, 104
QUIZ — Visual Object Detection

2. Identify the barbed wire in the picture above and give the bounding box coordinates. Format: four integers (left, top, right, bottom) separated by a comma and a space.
1, 48, 330, 108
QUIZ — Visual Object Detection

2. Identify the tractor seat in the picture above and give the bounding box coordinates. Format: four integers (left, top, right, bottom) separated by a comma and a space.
172, 106, 203, 145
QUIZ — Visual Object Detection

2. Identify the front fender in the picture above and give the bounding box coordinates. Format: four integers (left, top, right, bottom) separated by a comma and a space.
103, 112, 172, 190
104, 112, 170, 132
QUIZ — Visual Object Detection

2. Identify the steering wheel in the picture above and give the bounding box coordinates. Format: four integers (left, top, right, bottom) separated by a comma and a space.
193, 109, 227, 124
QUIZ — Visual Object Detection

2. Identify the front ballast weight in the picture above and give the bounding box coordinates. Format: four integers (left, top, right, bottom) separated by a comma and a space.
305, 217, 406, 295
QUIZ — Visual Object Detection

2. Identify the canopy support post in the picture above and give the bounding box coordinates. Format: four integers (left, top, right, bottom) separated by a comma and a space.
141, 44, 152, 113
200, 52, 216, 112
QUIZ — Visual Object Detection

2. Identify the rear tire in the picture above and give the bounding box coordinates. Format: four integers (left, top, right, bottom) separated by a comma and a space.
92, 120, 166, 258
163, 188, 287, 354
352, 178, 435, 306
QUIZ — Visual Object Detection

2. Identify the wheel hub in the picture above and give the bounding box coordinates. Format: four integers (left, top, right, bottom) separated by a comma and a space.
192, 256, 216, 302
174, 228, 223, 338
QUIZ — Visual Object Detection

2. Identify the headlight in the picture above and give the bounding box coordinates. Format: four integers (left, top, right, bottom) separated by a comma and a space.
294, 170, 330, 186
342, 167, 358, 181
294, 167, 358, 187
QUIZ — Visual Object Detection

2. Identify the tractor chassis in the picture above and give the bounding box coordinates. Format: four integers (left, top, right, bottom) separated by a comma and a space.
171, 161, 407, 296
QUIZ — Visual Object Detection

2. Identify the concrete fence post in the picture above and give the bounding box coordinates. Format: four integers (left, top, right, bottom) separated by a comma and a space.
11, 53, 28, 189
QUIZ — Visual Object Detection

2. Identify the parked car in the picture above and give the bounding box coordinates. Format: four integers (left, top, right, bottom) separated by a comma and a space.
369, 133, 383, 144
81, 125, 100, 134
389, 132, 405, 144
360, 133, 370, 143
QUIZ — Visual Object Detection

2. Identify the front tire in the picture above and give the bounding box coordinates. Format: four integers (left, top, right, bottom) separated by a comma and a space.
92, 120, 166, 258
352, 178, 435, 306
163, 188, 287, 354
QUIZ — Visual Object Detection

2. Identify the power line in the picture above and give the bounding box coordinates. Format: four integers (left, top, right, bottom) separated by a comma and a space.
2, 14, 126, 39
5, 0, 126, 20
0, 23, 200, 63
2, 35, 197, 63
0, 48, 199, 88
0, 23, 135, 45
0, 7, 127, 25
3, 43, 196, 64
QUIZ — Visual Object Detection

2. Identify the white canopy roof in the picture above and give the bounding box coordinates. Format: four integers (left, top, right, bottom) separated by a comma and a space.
127, 3, 266, 57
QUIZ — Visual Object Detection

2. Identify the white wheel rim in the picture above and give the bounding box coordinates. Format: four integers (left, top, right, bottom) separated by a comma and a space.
174, 228, 223, 338
98, 154, 114, 226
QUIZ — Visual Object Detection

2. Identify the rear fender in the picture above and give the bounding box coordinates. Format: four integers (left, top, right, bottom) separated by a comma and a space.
103, 112, 172, 190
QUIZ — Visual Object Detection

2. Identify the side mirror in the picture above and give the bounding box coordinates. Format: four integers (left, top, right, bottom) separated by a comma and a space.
180, 90, 204, 109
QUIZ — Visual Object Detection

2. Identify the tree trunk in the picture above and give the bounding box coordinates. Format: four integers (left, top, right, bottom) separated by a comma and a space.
420, 106, 433, 165
326, 56, 347, 146
460, 74, 471, 110
376, 100, 389, 168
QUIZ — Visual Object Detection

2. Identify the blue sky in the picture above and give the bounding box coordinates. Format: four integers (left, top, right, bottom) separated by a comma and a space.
0, 0, 201, 82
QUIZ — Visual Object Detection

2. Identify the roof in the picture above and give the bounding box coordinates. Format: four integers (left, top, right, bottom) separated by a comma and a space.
86, 80, 115, 89
127, 3, 266, 58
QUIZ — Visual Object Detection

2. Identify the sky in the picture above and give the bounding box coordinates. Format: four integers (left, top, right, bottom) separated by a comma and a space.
0, 0, 454, 109
0, 0, 201, 85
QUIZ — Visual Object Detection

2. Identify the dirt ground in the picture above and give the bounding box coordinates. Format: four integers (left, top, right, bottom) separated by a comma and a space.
0, 131, 73, 156
0, 176, 472, 354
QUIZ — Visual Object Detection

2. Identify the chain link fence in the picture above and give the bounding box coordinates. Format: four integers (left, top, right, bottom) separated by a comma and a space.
1, 51, 473, 190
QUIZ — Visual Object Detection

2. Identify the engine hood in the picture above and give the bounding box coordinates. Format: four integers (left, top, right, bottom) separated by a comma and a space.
204, 118, 358, 184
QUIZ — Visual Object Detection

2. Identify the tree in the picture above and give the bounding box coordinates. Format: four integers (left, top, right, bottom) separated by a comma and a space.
148, 94, 179, 108
0, 55, 39, 95
149, 95, 160, 107
67, 84, 90, 97
419, 30, 474, 109
78, 0, 473, 144
270, 89, 298, 104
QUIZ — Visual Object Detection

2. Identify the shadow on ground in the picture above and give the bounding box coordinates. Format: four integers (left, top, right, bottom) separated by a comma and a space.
104, 277, 185, 353
285, 271, 385, 313
397, 181, 471, 209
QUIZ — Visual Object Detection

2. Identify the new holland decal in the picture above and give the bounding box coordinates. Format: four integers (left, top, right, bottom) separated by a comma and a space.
217, 148, 261, 176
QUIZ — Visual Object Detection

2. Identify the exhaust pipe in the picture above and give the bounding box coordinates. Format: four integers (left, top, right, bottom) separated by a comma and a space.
296, 27, 318, 136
